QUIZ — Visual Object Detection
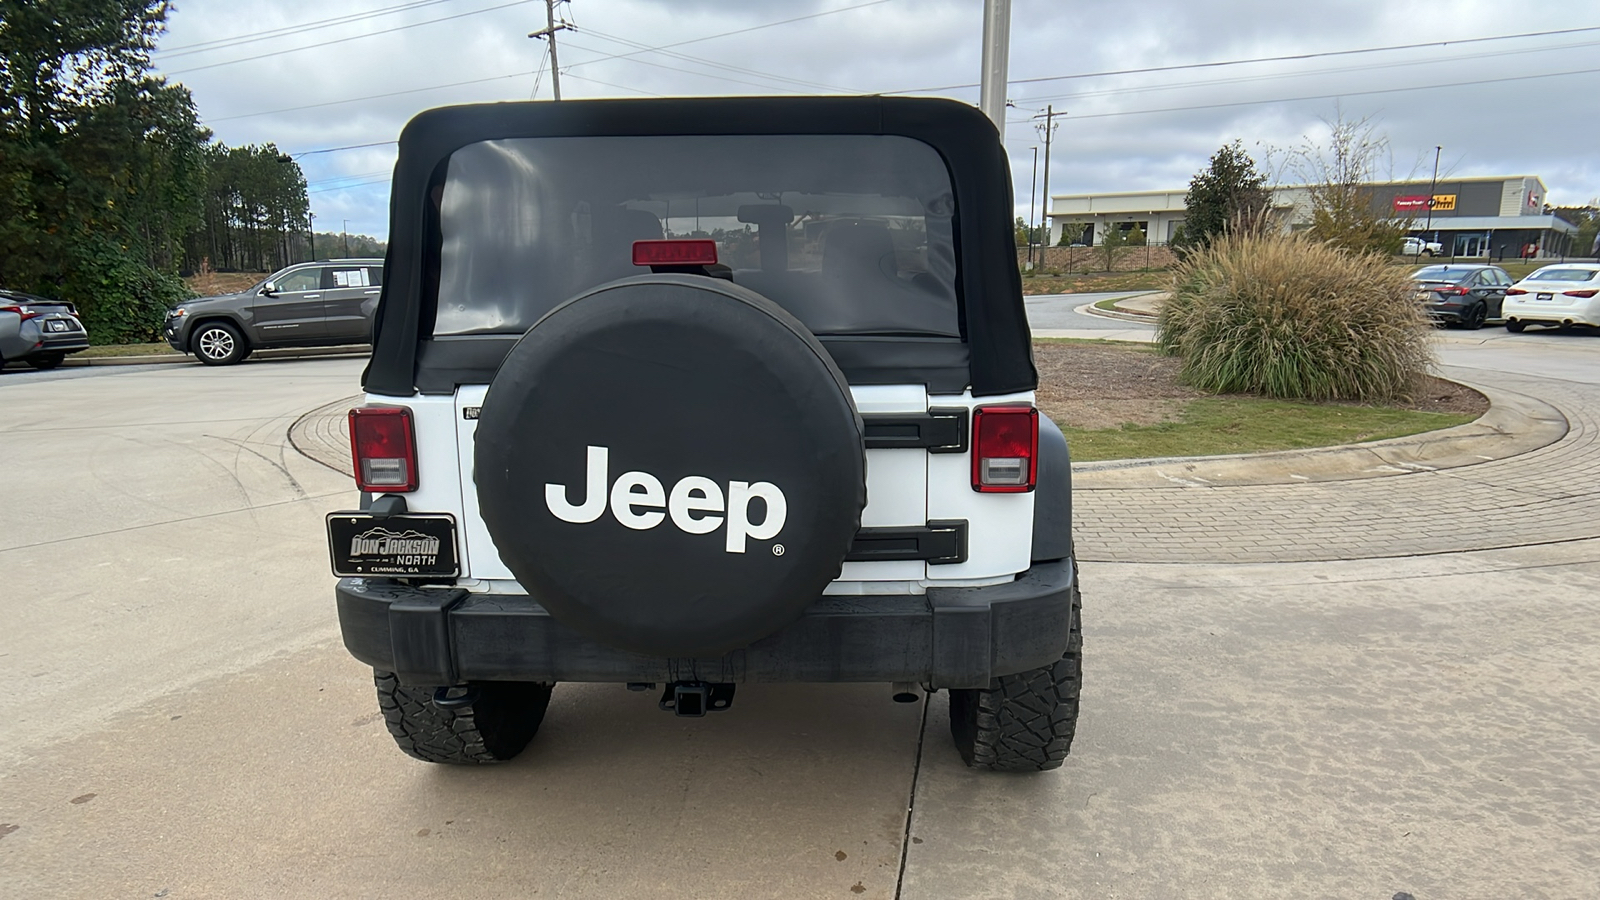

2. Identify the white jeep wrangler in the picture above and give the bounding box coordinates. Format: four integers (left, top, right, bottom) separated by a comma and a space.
330, 97, 1081, 771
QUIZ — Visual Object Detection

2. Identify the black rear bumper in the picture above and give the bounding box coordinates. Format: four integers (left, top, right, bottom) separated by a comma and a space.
335, 558, 1077, 690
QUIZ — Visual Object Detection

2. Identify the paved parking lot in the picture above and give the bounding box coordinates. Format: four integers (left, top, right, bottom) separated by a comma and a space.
3, 334, 1598, 898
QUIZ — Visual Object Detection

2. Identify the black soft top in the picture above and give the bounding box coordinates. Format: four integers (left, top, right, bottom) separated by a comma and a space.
365, 96, 1036, 397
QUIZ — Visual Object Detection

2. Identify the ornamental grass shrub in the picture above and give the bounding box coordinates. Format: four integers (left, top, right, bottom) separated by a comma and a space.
1156, 232, 1433, 402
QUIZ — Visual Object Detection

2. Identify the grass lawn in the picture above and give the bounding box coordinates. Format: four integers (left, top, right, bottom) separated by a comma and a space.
1061, 397, 1478, 462
78, 342, 179, 358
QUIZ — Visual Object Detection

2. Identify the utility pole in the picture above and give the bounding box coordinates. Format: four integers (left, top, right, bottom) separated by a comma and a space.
528, 0, 570, 100
309, 212, 316, 261
978, 0, 1011, 129
1034, 106, 1059, 248
1028, 146, 1038, 269
343, 220, 350, 257
1424, 145, 1442, 256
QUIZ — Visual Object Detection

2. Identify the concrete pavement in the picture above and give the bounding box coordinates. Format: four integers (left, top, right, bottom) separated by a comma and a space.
5, 322, 1600, 898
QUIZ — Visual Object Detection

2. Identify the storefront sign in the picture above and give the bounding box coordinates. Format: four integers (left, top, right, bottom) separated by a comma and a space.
1393, 194, 1457, 213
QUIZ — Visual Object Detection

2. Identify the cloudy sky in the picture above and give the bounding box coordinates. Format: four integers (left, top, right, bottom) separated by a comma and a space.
153, 0, 1600, 240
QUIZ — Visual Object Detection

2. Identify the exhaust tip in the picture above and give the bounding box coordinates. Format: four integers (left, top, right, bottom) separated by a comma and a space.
891, 681, 920, 703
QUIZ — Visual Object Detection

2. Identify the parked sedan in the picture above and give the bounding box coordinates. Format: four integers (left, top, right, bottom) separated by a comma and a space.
1503, 264, 1600, 333
164, 258, 382, 365
0, 289, 91, 371
1410, 264, 1512, 329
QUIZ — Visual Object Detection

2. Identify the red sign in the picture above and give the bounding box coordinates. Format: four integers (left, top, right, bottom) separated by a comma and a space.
1393, 195, 1430, 212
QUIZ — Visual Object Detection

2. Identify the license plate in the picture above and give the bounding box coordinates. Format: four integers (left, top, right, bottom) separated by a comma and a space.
327, 513, 459, 577
45, 319, 71, 332
1536, 292, 1554, 301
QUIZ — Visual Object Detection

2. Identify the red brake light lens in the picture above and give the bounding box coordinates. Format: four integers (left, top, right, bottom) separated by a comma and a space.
1449, 286, 1470, 295
1506, 288, 1528, 295
972, 406, 1038, 492
349, 406, 417, 492
1562, 289, 1598, 298
632, 239, 718, 267
0, 304, 41, 321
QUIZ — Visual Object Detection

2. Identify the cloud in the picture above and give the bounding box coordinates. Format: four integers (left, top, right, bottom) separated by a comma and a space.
155, 0, 1600, 239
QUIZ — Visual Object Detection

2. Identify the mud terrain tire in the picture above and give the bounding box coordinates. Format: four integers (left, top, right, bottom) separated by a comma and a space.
375, 671, 553, 764
948, 579, 1082, 771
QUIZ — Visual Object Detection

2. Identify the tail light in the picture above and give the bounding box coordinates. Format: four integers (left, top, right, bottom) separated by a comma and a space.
972, 406, 1038, 492
1506, 288, 1528, 295
633, 239, 718, 267
1563, 289, 1598, 298
0, 304, 41, 321
349, 406, 418, 492
1443, 286, 1469, 296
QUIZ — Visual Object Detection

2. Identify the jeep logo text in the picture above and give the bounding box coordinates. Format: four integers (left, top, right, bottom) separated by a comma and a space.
544, 445, 786, 553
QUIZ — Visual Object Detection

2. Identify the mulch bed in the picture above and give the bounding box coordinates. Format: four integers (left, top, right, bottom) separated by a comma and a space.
1033, 342, 1488, 431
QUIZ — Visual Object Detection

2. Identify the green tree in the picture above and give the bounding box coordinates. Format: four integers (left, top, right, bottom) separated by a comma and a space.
1555, 204, 1598, 257
1178, 140, 1269, 252
1289, 112, 1408, 254
0, 0, 208, 341
186, 143, 308, 272
1100, 224, 1131, 271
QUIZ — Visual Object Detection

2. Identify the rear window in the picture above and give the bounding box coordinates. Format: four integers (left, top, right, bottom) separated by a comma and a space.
1411, 266, 1470, 281
430, 134, 960, 338
1526, 268, 1598, 283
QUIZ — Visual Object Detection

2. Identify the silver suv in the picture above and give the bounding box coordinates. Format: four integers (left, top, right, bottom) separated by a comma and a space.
164, 259, 383, 365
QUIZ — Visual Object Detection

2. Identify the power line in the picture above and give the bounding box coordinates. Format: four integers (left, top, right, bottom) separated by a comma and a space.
199, 2, 886, 123
560, 73, 664, 97
572, 25, 858, 93
1015, 37, 1600, 106
211, 71, 535, 122
557, 0, 894, 75
999, 63, 1600, 125
165, 0, 536, 75
884, 23, 1600, 96
310, 177, 392, 194
294, 140, 397, 158
560, 37, 823, 95
306, 170, 390, 187
155, 0, 469, 58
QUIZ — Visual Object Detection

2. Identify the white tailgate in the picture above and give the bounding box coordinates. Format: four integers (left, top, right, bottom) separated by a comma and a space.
437, 383, 1032, 586
837, 384, 928, 582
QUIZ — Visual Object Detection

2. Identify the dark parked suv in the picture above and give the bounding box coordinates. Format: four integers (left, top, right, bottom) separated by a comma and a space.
331, 97, 1081, 772
165, 259, 383, 365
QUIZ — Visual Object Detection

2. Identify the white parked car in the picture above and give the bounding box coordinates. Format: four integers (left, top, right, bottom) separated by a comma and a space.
1401, 236, 1444, 257
1503, 264, 1600, 332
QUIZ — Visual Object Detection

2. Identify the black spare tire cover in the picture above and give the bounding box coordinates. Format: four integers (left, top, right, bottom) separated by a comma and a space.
475, 275, 866, 658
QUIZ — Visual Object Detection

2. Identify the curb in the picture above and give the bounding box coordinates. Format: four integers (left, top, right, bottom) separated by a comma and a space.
53, 345, 370, 368
1072, 370, 1566, 489
1079, 297, 1159, 323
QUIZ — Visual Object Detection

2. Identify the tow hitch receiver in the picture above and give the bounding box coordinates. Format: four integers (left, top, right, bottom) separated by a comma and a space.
659, 682, 735, 717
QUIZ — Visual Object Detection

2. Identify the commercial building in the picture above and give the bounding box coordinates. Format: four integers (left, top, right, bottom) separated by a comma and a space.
1047, 175, 1582, 258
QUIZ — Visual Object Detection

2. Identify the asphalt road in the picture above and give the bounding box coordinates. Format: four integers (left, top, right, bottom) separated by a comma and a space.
3, 333, 1599, 898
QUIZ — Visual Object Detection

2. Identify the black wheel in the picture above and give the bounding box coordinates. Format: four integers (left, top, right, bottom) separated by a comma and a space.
949, 577, 1082, 772
1506, 320, 1526, 333
1464, 302, 1487, 330
192, 321, 247, 365
26, 352, 66, 370
375, 671, 553, 764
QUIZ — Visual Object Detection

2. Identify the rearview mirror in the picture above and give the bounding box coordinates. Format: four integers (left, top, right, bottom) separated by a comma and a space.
261, 282, 277, 295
